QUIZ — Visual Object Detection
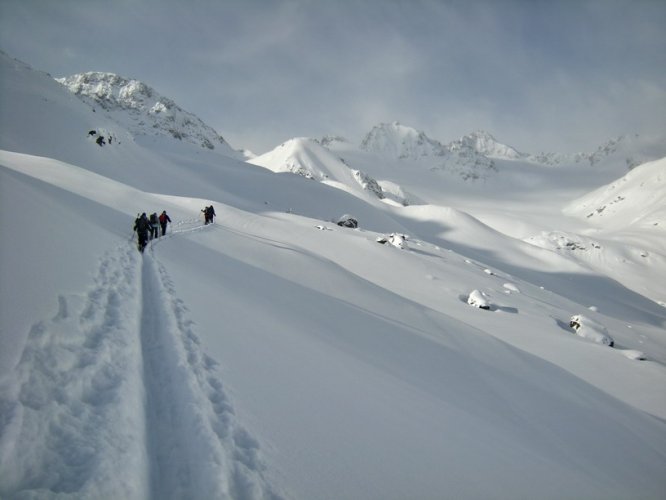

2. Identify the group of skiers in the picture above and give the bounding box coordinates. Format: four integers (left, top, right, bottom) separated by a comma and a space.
133, 211, 172, 253
133, 205, 217, 252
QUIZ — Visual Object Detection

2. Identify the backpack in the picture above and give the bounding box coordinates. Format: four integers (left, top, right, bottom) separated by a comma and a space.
159, 213, 166, 224
135, 216, 149, 233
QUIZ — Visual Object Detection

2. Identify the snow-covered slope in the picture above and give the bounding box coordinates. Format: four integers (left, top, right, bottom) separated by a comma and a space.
0, 50, 131, 164
2, 51, 666, 500
56, 71, 245, 159
523, 157, 666, 304
564, 157, 666, 230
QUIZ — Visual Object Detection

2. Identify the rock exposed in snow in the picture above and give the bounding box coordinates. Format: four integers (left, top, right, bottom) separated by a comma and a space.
336, 214, 358, 228
376, 233, 409, 249
467, 289, 490, 310
569, 314, 614, 347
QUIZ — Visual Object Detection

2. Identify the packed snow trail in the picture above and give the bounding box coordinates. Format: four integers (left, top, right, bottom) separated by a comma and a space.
139, 251, 281, 500
0, 243, 282, 499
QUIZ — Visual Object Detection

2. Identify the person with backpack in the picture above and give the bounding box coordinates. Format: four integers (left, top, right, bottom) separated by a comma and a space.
206, 205, 216, 225
149, 213, 159, 239
133, 213, 150, 253
159, 210, 172, 236
202, 205, 215, 224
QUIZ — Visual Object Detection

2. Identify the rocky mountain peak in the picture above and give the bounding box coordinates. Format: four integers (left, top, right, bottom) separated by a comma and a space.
56, 72, 242, 157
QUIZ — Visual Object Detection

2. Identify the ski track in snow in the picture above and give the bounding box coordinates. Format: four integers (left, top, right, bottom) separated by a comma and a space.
0, 229, 282, 499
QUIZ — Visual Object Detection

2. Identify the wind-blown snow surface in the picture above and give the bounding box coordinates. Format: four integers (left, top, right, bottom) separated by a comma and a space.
2, 51, 666, 499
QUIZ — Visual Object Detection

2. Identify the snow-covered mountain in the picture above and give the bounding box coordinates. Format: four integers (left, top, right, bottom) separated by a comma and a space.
249, 137, 386, 201
56, 72, 245, 159
564, 156, 666, 230
359, 123, 521, 163
527, 133, 666, 170
254, 120, 666, 211
357, 121, 666, 182
308, 125, 507, 189
524, 157, 666, 306
431, 131, 501, 181
2, 50, 666, 500
356, 123, 510, 181
360, 121, 447, 159
249, 137, 347, 181
449, 130, 523, 159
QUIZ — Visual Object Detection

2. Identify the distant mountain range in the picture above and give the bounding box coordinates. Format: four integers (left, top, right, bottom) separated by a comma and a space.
356, 121, 663, 171
359, 122, 523, 161
54, 70, 665, 188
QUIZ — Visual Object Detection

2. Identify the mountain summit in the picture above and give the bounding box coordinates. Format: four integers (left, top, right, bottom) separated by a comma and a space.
359, 122, 524, 163
57, 72, 243, 158
450, 130, 523, 160
360, 122, 447, 160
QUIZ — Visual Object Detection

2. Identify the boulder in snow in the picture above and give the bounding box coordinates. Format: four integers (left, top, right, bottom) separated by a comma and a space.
467, 289, 490, 310
376, 233, 408, 249
569, 314, 614, 347
336, 214, 358, 228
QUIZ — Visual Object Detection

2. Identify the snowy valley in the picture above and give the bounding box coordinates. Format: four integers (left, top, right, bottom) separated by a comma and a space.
1, 50, 666, 500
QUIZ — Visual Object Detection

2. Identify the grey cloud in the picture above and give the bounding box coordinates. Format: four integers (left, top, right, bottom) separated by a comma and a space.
1, 0, 664, 154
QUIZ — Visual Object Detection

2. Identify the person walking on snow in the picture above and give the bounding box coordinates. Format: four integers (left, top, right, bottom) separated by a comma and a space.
202, 205, 216, 225
149, 213, 159, 239
133, 213, 150, 253
159, 210, 171, 236
206, 205, 216, 225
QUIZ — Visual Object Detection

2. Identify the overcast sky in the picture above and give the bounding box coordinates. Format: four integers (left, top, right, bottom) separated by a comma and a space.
1, 0, 665, 154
